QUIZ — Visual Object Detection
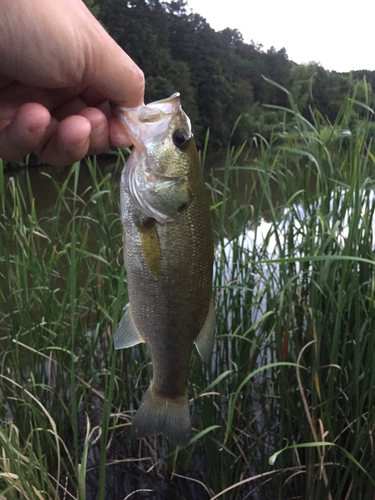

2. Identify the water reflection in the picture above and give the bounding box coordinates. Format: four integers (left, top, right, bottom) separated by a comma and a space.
216, 185, 375, 344
3, 156, 375, 498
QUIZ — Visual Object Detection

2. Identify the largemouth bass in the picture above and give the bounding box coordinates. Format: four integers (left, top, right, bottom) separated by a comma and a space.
114, 93, 215, 446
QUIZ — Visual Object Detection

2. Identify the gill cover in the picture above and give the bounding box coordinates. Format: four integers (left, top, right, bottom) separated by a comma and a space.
117, 93, 193, 223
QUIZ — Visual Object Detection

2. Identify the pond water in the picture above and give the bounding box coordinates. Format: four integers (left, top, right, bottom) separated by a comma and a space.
3, 151, 373, 499
1, 151, 288, 498
2, 147, 308, 223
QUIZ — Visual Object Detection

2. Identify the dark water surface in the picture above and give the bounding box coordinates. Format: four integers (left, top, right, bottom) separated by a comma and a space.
1, 151, 307, 500
3, 147, 310, 222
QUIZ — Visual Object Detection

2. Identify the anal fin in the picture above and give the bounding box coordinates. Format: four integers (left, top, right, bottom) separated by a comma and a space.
114, 304, 145, 349
194, 295, 216, 362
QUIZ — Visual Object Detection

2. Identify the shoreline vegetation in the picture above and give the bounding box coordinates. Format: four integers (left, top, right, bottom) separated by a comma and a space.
5, 0, 375, 171
89, 0, 375, 149
1, 82, 375, 498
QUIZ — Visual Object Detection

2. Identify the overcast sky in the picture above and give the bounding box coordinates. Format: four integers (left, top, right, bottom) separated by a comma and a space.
184, 0, 375, 72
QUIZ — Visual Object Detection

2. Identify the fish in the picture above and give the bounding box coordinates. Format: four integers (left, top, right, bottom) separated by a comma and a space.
113, 93, 216, 447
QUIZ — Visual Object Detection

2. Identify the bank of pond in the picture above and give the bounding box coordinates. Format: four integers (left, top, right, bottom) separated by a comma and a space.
1, 97, 375, 499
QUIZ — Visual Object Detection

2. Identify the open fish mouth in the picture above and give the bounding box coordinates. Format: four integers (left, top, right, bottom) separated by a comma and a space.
115, 93, 188, 149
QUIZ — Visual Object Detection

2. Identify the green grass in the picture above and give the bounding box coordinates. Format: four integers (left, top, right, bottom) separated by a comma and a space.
1, 80, 375, 499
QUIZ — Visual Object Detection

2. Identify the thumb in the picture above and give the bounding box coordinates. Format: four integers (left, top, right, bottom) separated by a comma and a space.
85, 18, 144, 107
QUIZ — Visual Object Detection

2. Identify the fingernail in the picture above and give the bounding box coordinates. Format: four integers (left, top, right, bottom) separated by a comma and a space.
90, 122, 106, 138
28, 124, 47, 134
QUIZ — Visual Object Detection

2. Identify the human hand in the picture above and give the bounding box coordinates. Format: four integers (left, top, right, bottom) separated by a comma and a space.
0, 0, 144, 166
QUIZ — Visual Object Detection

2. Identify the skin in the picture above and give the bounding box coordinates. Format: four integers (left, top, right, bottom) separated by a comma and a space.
0, 0, 144, 165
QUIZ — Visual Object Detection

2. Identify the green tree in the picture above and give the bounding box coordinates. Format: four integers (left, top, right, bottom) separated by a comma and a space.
289, 63, 318, 112
260, 47, 292, 105
93, 0, 373, 146
83, 0, 101, 17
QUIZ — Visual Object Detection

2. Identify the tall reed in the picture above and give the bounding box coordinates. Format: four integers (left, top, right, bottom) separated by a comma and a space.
1, 79, 375, 499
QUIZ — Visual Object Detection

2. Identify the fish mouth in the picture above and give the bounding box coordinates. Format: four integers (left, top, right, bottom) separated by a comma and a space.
114, 93, 188, 150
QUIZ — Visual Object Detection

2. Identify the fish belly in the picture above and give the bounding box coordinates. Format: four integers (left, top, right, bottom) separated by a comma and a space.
121, 188, 214, 445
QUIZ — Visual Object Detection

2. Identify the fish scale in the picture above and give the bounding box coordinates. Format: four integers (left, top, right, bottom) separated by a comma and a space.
113, 93, 216, 446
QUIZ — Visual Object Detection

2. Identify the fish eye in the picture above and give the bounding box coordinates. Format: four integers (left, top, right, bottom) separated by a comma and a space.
173, 129, 190, 150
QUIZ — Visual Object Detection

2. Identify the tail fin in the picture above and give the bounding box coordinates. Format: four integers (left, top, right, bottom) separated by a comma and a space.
132, 386, 191, 446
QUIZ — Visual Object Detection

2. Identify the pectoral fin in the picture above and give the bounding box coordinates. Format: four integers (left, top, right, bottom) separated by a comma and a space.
138, 218, 161, 277
194, 296, 216, 362
114, 304, 145, 349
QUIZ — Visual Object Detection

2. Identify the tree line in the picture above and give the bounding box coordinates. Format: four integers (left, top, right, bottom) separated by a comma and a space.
88, 0, 375, 146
